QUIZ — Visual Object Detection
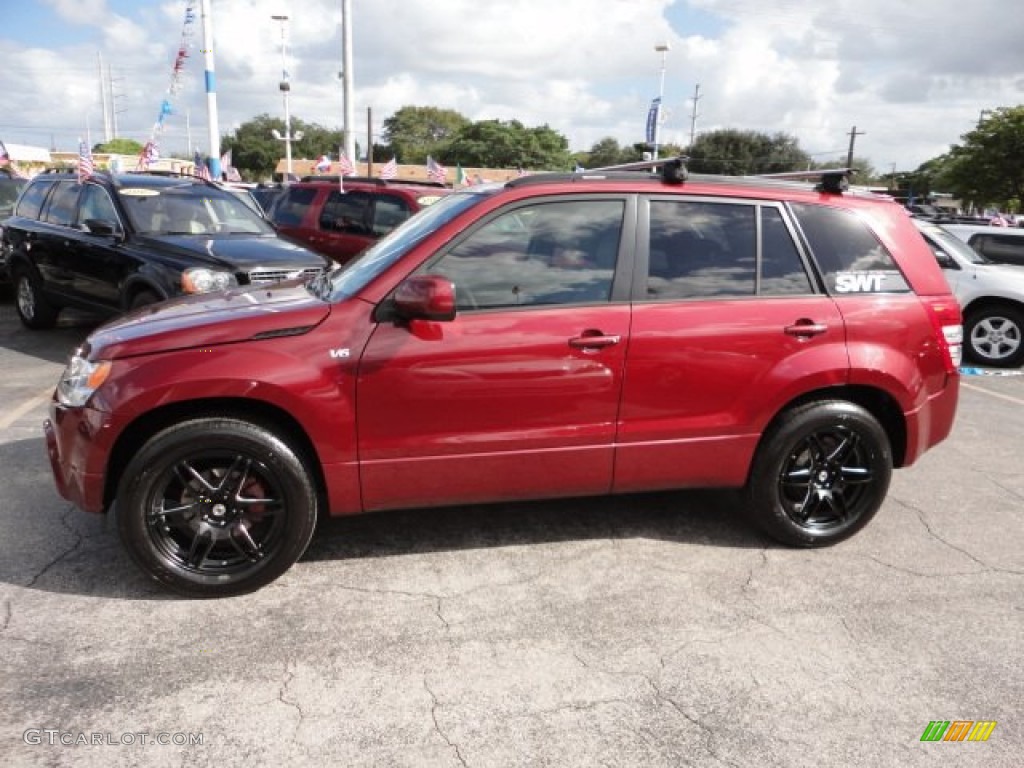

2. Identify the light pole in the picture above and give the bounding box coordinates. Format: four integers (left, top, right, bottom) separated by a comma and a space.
271, 14, 302, 179
653, 42, 670, 160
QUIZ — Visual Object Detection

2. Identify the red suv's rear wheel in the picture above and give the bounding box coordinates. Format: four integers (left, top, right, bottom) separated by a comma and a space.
745, 401, 892, 547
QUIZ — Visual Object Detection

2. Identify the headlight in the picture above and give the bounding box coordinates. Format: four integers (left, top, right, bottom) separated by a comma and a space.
57, 355, 112, 407
182, 267, 238, 293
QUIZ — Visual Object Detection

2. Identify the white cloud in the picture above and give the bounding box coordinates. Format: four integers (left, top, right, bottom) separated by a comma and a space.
6, 0, 1024, 172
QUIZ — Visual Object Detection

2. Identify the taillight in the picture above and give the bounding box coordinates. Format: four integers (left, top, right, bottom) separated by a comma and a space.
923, 298, 962, 374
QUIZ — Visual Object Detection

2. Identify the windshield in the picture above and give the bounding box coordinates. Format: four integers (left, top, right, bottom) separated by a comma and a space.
919, 222, 989, 265
118, 184, 275, 236
325, 187, 493, 299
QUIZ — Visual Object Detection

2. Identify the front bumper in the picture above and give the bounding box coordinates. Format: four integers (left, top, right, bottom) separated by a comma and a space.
44, 400, 114, 514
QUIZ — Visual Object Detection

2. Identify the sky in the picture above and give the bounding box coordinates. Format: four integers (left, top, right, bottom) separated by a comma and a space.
3, 0, 1023, 174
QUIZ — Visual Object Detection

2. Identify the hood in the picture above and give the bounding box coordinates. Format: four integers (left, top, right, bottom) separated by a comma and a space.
133, 233, 328, 269
85, 280, 331, 360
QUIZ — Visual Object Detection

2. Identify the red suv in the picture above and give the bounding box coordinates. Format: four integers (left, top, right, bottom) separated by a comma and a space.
269, 176, 448, 264
44, 161, 962, 596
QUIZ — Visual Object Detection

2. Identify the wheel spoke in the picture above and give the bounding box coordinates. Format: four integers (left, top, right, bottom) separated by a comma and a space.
148, 498, 199, 520
215, 455, 251, 497
175, 461, 216, 493
840, 465, 873, 485
229, 523, 266, 562
185, 526, 218, 570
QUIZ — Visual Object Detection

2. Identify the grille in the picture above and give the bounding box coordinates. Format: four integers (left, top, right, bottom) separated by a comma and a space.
247, 266, 323, 285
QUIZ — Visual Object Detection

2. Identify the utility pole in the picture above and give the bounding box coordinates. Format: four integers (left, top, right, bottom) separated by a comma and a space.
688, 83, 701, 150
366, 106, 373, 176
98, 52, 112, 142
341, 0, 356, 165
846, 125, 865, 168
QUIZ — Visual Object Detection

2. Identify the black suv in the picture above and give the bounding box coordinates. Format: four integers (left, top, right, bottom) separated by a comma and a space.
2, 170, 331, 329
0, 171, 29, 279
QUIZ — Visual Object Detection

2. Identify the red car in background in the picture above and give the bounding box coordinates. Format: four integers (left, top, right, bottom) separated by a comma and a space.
44, 160, 961, 597
269, 176, 448, 264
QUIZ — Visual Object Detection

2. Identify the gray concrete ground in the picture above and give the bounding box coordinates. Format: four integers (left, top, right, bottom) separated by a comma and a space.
1, 288, 1021, 767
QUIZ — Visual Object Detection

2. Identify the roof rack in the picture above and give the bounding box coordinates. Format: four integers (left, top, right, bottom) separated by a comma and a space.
507, 155, 690, 188
758, 167, 856, 194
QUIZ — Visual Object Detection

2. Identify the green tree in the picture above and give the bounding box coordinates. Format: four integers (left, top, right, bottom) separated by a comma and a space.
936, 106, 1024, 210
220, 114, 343, 180
381, 106, 471, 164
443, 119, 570, 170
93, 138, 144, 155
687, 130, 810, 175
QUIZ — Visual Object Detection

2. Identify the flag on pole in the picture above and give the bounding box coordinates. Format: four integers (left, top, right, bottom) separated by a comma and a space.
338, 148, 355, 176
426, 155, 447, 184
77, 139, 94, 183
136, 141, 159, 171
379, 157, 398, 180
220, 149, 241, 182
645, 97, 662, 146
193, 150, 212, 181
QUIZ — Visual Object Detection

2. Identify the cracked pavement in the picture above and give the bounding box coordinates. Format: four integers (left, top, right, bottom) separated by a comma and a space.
1, 293, 1022, 767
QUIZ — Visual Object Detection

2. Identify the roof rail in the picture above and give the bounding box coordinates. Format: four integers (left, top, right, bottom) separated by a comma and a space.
299, 174, 447, 188
758, 167, 856, 194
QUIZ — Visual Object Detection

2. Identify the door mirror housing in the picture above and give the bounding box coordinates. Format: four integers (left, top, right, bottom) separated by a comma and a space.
393, 274, 457, 322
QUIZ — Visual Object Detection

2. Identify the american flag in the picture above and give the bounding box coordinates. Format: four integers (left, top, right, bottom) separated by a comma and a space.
193, 151, 212, 181
338, 149, 355, 176
77, 139, 94, 183
426, 155, 447, 184
379, 157, 398, 180
137, 141, 159, 170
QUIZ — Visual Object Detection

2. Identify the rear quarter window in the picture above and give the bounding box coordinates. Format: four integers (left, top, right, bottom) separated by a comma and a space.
790, 203, 910, 294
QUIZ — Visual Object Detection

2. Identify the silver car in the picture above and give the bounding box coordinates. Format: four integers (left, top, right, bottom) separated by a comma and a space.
915, 219, 1024, 367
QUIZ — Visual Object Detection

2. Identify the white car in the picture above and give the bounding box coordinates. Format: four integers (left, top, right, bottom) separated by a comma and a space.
941, 223, 1024, 268
915, 219, 1024, 367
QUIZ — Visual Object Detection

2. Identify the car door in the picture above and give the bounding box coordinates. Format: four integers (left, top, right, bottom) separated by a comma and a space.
70, 183, 129, 307
34, 180, 82, 299
355, 196, 633, 511
614, 198, 848, 492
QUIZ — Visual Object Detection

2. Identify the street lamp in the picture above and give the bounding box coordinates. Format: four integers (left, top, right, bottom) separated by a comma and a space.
271, 14, 303, 179
653, 42, 670, 161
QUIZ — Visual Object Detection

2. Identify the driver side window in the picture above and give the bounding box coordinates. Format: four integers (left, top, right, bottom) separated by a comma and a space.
426, 199, 624, 310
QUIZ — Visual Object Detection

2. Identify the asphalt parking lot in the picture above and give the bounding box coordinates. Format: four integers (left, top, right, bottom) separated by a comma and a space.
0, 285, 1021, 768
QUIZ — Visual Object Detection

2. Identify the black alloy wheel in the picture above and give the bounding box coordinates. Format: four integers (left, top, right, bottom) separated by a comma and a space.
117, 418, 318, 597
745, 401, 892, 547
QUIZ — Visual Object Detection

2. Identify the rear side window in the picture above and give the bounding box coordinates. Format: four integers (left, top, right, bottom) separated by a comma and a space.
319, 190, 372, 235
372, 194, 413, 235
647, 200, 756, 299
15, 180, 54, 219
790, 203, 910, 294
42, 181, 81, 226
967, 233, 1024, 265
271, 187, 317, 227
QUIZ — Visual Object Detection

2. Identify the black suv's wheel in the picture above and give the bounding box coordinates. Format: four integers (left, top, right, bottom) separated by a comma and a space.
13, 267, 59, 329
744, 401, 892, 547
964, 306, 1024, 368
116, 418, 318, 597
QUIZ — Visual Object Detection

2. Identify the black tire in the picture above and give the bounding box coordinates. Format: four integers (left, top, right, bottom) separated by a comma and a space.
129, 290, 162, 310
964, 306, 1024, 368
13, 267, 59, 329
743, 401, 892, 547
116, 418, 318, 597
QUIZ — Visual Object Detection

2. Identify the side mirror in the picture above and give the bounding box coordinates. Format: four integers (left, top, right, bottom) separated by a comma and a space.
932, 248, 958, 270
393, 275, 456, 322
83, 218, 120, 237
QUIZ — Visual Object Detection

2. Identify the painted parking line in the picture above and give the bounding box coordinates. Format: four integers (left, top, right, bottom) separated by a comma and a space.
0, 387, 54, 431
961, 380, 1024, 406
